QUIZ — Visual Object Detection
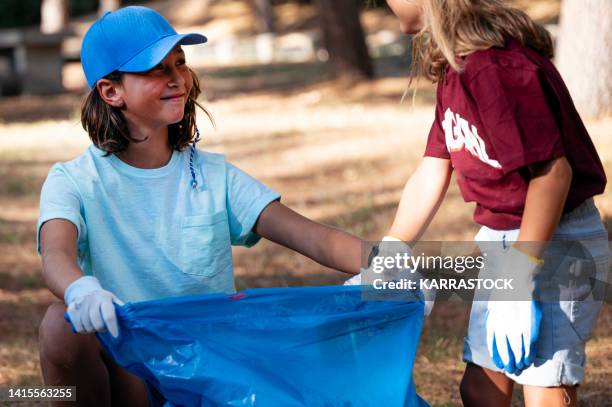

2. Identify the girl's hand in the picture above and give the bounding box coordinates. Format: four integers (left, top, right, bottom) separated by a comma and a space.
485, 246, 544, 374
486, 300, 542, 375
343, 236, 435, 316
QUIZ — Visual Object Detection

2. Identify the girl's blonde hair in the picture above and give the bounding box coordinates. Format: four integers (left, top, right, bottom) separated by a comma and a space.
412, 0, 554, 82
81, 68, 214, 155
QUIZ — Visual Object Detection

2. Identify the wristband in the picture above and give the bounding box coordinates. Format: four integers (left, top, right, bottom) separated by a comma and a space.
511, 243, 545, 266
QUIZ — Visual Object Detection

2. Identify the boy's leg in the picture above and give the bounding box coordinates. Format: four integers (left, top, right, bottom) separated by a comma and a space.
460, 363, 514, 407
523, 385, 577, 407
39, 302, 148, 407
103, 349, 150, 406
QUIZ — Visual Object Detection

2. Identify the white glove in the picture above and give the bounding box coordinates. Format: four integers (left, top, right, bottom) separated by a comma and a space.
344, 273, 362, 286
64, 276, 124, 338
485, 245, 543, 374
344, 236, 435, 316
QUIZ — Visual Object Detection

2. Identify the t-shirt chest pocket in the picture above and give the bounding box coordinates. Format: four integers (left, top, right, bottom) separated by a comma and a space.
180, 211, 232, 277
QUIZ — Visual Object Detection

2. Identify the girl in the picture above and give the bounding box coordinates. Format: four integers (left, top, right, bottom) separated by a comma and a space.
383, 0, 609, 406
37, 6, 362, 406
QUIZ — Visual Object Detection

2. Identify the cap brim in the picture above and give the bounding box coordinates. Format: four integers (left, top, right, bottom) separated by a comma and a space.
118, 33, 207, 73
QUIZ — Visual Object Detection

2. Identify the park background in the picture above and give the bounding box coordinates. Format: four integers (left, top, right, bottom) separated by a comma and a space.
0, 0, 610, 405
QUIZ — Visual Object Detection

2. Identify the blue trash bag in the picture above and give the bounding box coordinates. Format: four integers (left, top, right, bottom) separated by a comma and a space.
94, 285, 429, 407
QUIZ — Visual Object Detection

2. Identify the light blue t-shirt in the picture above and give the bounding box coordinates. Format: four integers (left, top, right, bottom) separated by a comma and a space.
37, 145, 280, 302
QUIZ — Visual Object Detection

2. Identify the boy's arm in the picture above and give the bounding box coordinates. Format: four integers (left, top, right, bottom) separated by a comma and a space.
388, 157, 453, 241
40, 219, 122, 337
254, 201, 362, 275
515, 156, 573, 257
39, 219, 83, 300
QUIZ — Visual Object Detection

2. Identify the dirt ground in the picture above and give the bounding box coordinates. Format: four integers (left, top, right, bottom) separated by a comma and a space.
0, 1, 610, 406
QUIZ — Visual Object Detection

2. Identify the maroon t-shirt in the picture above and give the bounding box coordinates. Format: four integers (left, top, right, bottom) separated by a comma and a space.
424, 38, 607, 230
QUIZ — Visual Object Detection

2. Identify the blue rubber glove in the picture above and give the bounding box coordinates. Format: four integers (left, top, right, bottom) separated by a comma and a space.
344, 236, 435, 316
64, 276, 124, 338
485, 245, 543, 374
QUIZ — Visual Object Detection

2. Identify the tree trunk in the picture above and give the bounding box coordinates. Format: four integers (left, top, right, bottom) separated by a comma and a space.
99, 0, 121, 15
556, 0, 612, 119
317, 0, 373, 80
251, 0, 275, 63
251, 0, 275, 33
40, 0, 69, 34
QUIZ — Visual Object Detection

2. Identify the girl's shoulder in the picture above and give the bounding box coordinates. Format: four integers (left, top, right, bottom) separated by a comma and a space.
461, 38, 546, 83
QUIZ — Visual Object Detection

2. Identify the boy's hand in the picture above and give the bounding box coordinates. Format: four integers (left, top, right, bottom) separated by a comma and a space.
485, 246, 543, 374
64, 276, 124, 338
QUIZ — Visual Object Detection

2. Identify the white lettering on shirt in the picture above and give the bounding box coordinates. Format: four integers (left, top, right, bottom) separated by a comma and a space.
442, 108, 502, 169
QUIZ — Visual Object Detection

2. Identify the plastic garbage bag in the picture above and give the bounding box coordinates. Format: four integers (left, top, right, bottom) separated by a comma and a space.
95, 285, 429, 406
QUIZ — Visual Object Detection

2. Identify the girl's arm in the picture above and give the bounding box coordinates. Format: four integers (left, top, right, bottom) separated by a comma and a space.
515, 156, 573, 257
388, 157, 453, 242
254, 201, 362, 275
39, 219, 84, 300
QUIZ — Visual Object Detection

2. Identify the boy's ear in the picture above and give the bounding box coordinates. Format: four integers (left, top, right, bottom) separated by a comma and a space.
96, 79, 125, 108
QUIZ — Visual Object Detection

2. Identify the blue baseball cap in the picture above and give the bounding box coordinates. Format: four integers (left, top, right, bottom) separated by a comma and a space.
81, 6, 207, 88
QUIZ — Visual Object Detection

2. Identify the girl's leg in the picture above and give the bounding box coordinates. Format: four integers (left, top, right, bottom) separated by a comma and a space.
39, 302, 148, 407
523, 385, 577, 407
460, 363, 514, 407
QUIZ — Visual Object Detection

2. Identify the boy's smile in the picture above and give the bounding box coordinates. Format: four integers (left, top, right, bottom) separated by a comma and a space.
160, 93, 187, 103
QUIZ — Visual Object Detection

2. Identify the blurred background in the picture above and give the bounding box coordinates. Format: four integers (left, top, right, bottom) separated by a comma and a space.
0, 0, 610, 405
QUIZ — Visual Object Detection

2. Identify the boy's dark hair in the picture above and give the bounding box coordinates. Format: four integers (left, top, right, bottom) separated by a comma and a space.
81, 68, 213, 154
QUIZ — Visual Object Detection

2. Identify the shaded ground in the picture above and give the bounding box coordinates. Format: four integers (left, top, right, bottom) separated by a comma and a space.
2, 0, 611, 406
